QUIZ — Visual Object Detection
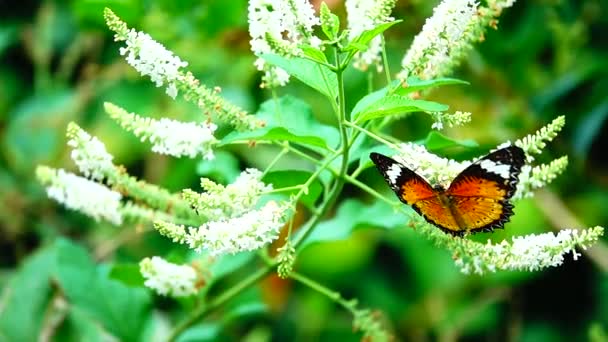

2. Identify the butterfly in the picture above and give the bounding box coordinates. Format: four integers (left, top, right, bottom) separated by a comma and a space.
370, 145, 526, 236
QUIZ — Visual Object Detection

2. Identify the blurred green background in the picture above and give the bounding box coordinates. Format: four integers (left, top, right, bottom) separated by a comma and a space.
1, 0, 607, 341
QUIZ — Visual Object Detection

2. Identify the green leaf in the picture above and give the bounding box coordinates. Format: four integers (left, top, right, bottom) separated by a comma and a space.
353, 95, 448, 123
54, 239, 151, 341
262, 170, 323, 209
300, 199, 408, 249
210, 252, 256, 281
109, 263, 146, 287
320, 2, 340, 40
4, 89, 76, 172
0, 246, 55, 341
301, 45, 328, 64
54, 308, 104, 342
422, 131, 479, 151
344, 21, 401, 52
395, 77, 469, 95
176, 324, 221, 342
350, 81, 397, 118
357, 144, 397, 170
220, 96, 339, 150
261, 54, 337, 99
196, 150, 241, 184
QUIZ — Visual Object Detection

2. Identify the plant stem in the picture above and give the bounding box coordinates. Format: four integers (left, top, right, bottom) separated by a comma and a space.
261, 146, 289, 178
344, 121, 399, 149
168, 265, 274, 341
380, 36, 392, 85
292, 48, 350, 248
290, 272, 356, 314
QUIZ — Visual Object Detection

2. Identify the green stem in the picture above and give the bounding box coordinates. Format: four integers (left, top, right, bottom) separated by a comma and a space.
344, 121, 399, 149
380, 36, 392, 86
264, 185, 304, 194
168, 265, 274, 341
261, 146, 289, 178
290, 272, 356, 314
292, 48, 350, 248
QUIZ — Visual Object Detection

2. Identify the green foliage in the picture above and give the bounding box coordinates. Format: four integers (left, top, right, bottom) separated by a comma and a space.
221, 96, 339, 150
2, 1, 607, 341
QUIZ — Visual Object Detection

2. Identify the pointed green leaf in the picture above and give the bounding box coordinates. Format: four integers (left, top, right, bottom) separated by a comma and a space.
422, 131, 479, 151
221, 96, 339, 150
54, 239, 151, 341
261, 54, 337, 98
344, 21, 401, 52
0, 247, 55, 341
300, 199, 409, 249
109, 263, 146, 287
354, 95, 448, 123
395, 77, 469, 95
300, 45, 328, 64
320, 2, 340, 40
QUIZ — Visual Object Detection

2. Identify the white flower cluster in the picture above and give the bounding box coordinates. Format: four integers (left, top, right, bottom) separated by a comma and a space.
248, 0, 320, 87
398, 0, 478, 80
454, 227, 604, 274
155, 201, 287, 256
515, 116, 565, 162
105, 102, 218, 159
148, 118, 218, 159
185, 169, 273, 220
66, 123, 114, 181
395, 142, 468, 188
140, 256, 198, 297
346, 0, 397, 72
513, 157, 568, 199
119, 29, 188, 98
40, 168, 123, 225
429, 110, 472, 130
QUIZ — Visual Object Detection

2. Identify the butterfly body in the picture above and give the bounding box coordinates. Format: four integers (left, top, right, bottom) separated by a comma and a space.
370, 146, 525, 236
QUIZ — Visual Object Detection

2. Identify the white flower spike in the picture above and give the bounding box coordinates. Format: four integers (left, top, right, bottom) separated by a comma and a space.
140, 256, 198, 297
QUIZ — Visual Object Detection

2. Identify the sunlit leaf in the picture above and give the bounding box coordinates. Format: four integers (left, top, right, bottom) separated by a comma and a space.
261, 54, 337, 99
395, 77, 469, 96
353, 95, 448, 123
300, 199, 408, 249
344, 21, 401, 52
421, 131, 479, 151
221, 96, 339, 150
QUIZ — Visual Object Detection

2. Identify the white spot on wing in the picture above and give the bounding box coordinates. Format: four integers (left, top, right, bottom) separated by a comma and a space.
479, 159, 510, 179
386, 163, 402, 186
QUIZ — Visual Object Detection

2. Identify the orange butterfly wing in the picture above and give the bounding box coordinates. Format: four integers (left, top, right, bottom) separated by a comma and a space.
370, 153, 460, 232
371, 146, 526, 236
446, 145, 525, 234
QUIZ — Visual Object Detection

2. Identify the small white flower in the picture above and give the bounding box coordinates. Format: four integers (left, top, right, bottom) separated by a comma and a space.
395, 142, 468, 188
515, 116, 565, 162
187, 201, 287, 256
140, 256, 198, 297
448, 227, 604, 274
147, 118, 218, 159
66, 123, 114, 181
248, 0, 320, 87
184, 169, 273, 220
45, 169, 122, 225
513, 157, 568, 199
398, 0, 478, 80
119, 29, 188, 98
429, 110, 472, 131
346, 0, 397, 72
